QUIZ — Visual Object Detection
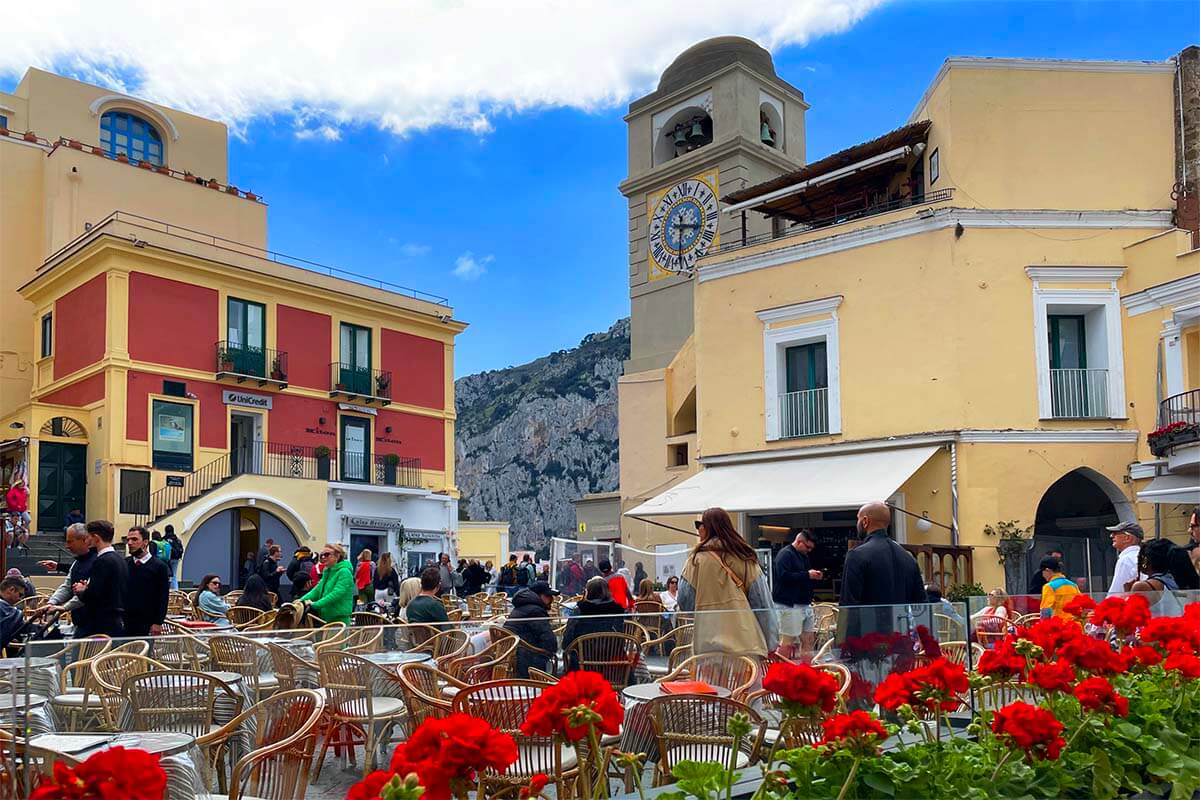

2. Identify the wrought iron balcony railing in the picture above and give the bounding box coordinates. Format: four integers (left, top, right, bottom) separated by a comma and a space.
215, 340, 288, 387
330, 362, 393, 404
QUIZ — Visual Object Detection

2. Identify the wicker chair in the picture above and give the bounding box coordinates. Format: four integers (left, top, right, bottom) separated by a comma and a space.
50, 659, 107, 732
563, 632, 641, 691
403, 623, 442, 648
666, 644, 693, 671
156, 622, 211, 670
395, 661, 465, 734
623, 619, 650, 646
224, 590, 244, 606
226, 607, 269, 629
409, 628, 470, 668
527, 667, 558, 683
316, 650, 409, 778
266, 644, 320, 692
941, 641, 985, 669
648, 695, 765, 786
745, 662, 852, 748
351, 611, 390, 627
633, 599, 665, 641
338, 626, 384, 655
167, 590, 191, 616
195, 689, 325, 800
444, 636, 518, 684
452, 680, 578, 797
660, 653, 761, 701
210, 636, 279, 704
89, 653, 167, 730
16, 595, 47, 617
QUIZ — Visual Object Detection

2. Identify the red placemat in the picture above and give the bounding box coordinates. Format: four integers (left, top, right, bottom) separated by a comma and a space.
660, 680, 717, 695
177, 620, 218, 629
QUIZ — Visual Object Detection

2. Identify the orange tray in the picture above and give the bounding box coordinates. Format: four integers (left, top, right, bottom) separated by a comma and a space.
659, 680, 718, 695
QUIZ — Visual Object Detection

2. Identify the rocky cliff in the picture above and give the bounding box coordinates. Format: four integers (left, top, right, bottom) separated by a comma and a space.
454, 318, 629, 551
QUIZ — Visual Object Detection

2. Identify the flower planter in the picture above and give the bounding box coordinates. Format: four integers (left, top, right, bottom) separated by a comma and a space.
116, 153, 129, 164
315, 454, 331, 480
23, 131, 37, 142
208, 179, 221, 190
155, 165, 171, 175
244, 192, 258, 202
1148, 423, 1200, 457
67, 139, 82, 149
138, 160, 153, 170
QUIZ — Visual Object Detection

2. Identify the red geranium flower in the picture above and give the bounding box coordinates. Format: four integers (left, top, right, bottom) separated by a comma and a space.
520, 773, 550, 798
1092, 595, 1151, 635
1183, 603, 1200, 625
1058, 635, 1127, 675
873, 658, 967, 715
991, 701, 1066, 761
762, 661, 840, 713
521, 670, 624, 742
874, 671, 913, 712
30, 747, 167, 800
1022, 616, 1085, 657
1063, 594, 1097, 617
915, 625, 941, 659
1141, 617, 1200, 654
345, 770, 394, 800
389, 714, 518, 800
1073, 676, 1129, 717
978, 639, 1026, 680
1128, 645, 1163, 668
818, 710, 889, 756
1164, 653, 1200, 678
1028, 660, 1076, 693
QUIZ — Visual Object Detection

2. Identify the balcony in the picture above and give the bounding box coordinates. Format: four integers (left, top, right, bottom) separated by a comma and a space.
779, 388, 829, 438
329, 363, 393, 405
215, 341, 288, 388
1149, 389, 1200, 462
1049, 368, 1109, 419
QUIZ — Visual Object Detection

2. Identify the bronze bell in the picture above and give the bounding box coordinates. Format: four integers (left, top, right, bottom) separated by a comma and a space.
761, 121, 775, 146
687, 119, 706, 145
672, 127, 687, 147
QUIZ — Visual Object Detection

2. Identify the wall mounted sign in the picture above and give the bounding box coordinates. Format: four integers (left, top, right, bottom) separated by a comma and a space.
165, 475, 185, 487
339, 403, 377, 416
223, 390, 272, 409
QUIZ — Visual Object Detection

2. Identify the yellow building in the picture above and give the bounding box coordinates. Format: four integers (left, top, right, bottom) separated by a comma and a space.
0, 69, 470, 586
620, 43, 1200, 593
456, 521, 511, 570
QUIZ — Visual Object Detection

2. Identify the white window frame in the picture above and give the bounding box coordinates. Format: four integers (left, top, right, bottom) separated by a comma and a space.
759, 296, 842, 441
1027, 268, 1126, 420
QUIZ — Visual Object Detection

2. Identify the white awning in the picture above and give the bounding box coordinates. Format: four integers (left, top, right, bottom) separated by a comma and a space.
1136, 472, 1200, 504
625, 445, 941, 517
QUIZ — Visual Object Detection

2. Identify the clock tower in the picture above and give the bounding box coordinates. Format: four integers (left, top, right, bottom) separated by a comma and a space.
616, 36, 807, 546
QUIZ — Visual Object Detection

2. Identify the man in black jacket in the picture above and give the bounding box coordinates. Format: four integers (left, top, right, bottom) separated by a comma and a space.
839, 503, 926, 639
503, 581, 559, 677
123, 526, 170, 637
37, 523, 96, 618
462, 559, 488, 596
258, 544, 284, 601
773, 530, 823, 660
73, 520, 128, 638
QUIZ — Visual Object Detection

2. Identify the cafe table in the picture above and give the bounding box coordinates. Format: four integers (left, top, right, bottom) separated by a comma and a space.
0, 692, 57, 736
27, 731, 203, 800
619, 683, 731, 764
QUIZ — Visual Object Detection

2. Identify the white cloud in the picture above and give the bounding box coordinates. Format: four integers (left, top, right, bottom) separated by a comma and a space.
453, 252, 493, 280
399, 242, 432, 258
294, 125, 341, 141
0, 1, 887, 138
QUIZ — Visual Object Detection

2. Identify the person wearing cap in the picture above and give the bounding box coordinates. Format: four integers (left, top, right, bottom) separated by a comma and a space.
1107, 521, 1145, 595
1039, 557, 1080, 619
503, 579, 559, 678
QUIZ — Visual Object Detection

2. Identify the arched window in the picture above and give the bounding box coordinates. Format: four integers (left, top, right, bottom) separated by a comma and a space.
99, 110, 163, 166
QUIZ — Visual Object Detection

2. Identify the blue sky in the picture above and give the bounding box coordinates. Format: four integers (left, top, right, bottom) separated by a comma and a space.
4, 1, 1196, 376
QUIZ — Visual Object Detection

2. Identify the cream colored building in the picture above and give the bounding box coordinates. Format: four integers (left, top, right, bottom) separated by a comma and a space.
620, 43, 1200, 593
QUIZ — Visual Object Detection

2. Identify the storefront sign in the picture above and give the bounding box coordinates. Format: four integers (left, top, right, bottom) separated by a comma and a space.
165, 475, 185, 487
223, 390, 272, 409
343, 515, 403, 530
338, 403, 377, 416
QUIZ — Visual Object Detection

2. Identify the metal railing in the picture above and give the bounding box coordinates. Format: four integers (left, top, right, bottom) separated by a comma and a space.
779, 387, 829, 438
1159, 388, 1200, 427
215, 340, 288, 384
123, 442, 423, 525
330, 362, 393, 403
1049, 368, 1109, 419
716, 188, 955, 254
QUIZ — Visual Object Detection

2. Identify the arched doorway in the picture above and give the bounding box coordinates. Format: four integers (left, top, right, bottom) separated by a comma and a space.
1031, 467, 1133, 593
181, 507, 300, 591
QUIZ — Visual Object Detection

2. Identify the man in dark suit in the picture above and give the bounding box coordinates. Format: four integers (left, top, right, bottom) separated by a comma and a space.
123, 526, 170, 637
72, 520, 128, 638
839, 502, 926, 639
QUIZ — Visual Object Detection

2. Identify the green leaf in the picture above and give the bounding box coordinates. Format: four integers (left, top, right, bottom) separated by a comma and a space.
861, 770, 895, 796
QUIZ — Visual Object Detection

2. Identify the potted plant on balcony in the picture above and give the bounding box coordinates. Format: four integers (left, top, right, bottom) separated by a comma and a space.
270, 355, 287, 383
1148, 420, 1199, 457
984, 519, 1033, 596
314, 445, 331, 480
375, 372, 392, 398
217, 346, 235, 374
382, 453, 400, 485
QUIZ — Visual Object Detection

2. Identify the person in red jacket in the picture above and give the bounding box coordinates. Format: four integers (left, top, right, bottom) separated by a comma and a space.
599, 558, 632, 610
354, 548, 374, 604
4, 481, 29, 545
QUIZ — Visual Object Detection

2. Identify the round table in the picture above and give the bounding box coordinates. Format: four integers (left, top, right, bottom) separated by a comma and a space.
0, 656, 60, 698
0, 692, 56, 735
363, 651, 432, 668
199, 671, 246, 723
28, 731, 202, 800
619, 683, 732, 763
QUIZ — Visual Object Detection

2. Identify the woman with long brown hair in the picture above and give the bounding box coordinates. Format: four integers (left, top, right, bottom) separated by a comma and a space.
679, 507, 777, 657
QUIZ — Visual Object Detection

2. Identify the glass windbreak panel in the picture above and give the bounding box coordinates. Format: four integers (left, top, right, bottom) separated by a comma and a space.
1048, 314, 1086, 370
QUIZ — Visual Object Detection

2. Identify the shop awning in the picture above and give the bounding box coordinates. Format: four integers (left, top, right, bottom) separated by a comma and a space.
625, 445, 941, 517
1136, 472, 1200, 504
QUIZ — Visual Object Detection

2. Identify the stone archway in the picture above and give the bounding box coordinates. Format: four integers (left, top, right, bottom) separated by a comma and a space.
1030, 467, 1132, 593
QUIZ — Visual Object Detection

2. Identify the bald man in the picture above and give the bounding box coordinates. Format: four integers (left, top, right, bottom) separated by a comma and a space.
839, 503, 925, 634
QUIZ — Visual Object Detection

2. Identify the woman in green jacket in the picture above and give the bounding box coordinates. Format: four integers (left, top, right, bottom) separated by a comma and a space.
300, 543, 355, 625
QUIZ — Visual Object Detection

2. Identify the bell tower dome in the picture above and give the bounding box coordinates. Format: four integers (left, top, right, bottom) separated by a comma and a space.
618, 36, 808, 373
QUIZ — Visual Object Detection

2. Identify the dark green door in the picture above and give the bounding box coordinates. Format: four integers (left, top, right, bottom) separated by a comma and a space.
339, 323, 372, 395
36, 443, 87, 533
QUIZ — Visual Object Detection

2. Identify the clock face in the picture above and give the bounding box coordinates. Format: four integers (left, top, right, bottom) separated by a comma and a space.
648, 177, 720, 276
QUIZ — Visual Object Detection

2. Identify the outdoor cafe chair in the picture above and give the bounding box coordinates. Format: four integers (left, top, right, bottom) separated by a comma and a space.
452, 680, 580, 798
633, 599, 665, 640
16, 595, 47, 617
315, 650, 408, 778
563, 632, 641, 691
410, 628, 470, 669
659, 653, 760, 702
395, 661, 465, 734
338, 625, 384, 655
746, 662, 851, 748
351, 611, 390, 628
450, 635, 518, 683
209, 636, 279, 704
157, 622, 212, 670
666, 644, 693, 671
167, 590, 191, 616
267, 643, 320, 692
50, 657, 107, 731
403, 622, 441, 648
89, 652, 167, 731
194, 688, 324, 800
111, 639, 151, 656
648, 695, 765, 787
623, 619, 650, 646
941, 641, 985, 669
527, 667, 558, 684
